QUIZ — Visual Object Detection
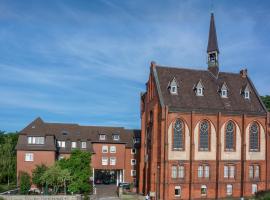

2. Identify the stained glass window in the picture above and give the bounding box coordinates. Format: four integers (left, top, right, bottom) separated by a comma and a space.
173, 119, 184, 149
225, 121, 234, 150
250, 123, 259, 151
199, 121, 209, 150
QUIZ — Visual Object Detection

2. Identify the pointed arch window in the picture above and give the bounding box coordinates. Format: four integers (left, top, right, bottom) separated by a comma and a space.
225, 121, 235, 151
199, 120, 210, 151
250, 123, 259, 151
173, 119, 184, 150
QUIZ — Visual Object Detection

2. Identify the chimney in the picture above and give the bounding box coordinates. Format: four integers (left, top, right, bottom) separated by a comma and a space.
240, 69, 248, 78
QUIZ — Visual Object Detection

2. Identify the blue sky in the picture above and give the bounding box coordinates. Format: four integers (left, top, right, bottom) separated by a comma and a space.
0, 0, 270, 132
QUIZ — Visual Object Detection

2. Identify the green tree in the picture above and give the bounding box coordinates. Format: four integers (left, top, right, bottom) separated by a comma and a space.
41, 164, 71, 194
59, 150, 92, 194
32, 164, 47, 191
19, 171, 31, 194
0, 133, 18, 186
261, 95, 270, 111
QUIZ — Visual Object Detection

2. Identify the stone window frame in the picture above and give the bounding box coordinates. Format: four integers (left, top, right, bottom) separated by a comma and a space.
249, 122, 260, 152
226, 184, 233, 196
249, 164, 260, 180
199, 120, 211, 151
174, 186, 181, 197
198, 164, 210, 179
224, 164, 236, 179
201, 185, 207, 196
172, 119, 185, 151
224, 121, 236, 152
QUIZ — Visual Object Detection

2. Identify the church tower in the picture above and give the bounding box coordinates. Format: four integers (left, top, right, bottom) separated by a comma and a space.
207, 13, 219, 77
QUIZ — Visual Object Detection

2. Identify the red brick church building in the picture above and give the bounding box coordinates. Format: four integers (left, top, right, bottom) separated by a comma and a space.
138, 13, 270, 199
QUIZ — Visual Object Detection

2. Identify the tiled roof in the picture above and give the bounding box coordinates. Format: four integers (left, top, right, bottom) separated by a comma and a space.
16, 118, 140, 152
154, 65, 267, 115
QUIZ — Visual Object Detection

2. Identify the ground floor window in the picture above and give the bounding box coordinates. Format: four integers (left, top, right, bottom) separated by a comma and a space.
201, 185, 207, 196
175, 186, 181, 197
252, 184, 258, 194
226, 184, 233, 196
25, 153, 33, 161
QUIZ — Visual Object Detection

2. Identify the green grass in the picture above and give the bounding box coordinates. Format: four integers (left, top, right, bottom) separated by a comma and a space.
0, 183, 17, 193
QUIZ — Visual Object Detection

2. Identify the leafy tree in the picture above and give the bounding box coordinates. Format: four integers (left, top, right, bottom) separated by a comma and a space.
0, 133, 18, 185
59, 150, 92, 194
19, 171, 31, 194
41, 164, 71, 194
32, 164, 47, 191
261, 95, 270, 111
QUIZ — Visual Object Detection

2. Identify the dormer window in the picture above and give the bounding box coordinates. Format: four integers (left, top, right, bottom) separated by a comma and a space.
220, 82, 228, 98
244, 91, 250, 99
242, 84, 251, 100
113, 134, 120, 141
168, 77, 179, 95
99, 134, 106, 140
194, 80, 204, 96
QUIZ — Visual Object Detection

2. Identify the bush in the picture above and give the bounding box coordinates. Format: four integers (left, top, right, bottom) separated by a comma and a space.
19, 171, 31, 194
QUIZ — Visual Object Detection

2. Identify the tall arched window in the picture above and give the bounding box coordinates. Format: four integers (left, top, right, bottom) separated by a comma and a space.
173, 119, 184, 150
225, 121, 235, 151
199, 120, 209, 150
250, 122, 259, 151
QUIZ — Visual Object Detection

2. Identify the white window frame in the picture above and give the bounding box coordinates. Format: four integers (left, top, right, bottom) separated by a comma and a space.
172, 166, 177, 178
244, 91, 250, 99
25, 153, 34, 162
221, 89, 227, 98
131, 159, 136, 165
171, 86, 177, 94
102, 157, 108, 165
174, 186, 181, 197
27, 136, 45, 144
71, 141, 77, 148
110, 157, 116, 165
113, 134, 120, 141
224, 166, 229, 178
131, 148, 136, 154
131, 170, 136, 176
57, 141, 66, 148
201, 185, 207, 196
81, 141, 87, 149
198, 166, 203, 178
204, 165, 209, 178
226, 184, 233, 196
197, 87, 203, 96
102, 145, 108, 153
99, 134, 106, 140
252, 184, 257, 194
110, 146, 116, 153
178, 165, 185, 178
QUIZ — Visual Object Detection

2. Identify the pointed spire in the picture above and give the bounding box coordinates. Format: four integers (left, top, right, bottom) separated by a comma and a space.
207, 13, 219, 53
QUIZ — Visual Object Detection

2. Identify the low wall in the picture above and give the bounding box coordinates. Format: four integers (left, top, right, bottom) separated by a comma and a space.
0, 195, 82, 200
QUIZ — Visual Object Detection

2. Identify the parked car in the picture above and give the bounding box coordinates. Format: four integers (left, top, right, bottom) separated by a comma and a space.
118, 182, 130, 190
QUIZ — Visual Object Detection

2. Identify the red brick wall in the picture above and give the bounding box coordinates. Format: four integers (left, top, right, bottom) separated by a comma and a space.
92, 143, 125, 170
17, 150, 56, 179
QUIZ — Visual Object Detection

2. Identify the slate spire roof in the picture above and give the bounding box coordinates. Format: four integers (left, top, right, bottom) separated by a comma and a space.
207, 13, 219, 53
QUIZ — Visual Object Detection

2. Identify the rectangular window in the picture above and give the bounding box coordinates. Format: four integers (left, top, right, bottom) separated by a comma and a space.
178, 166, 185, 178
99, 134, 106, 140
201, 185, 207, 196
172, 166, 177, 178
110, 157, 116, 165
224, 166, 229, 178
229, 166, 235, 178
174, 186, 181, 197
113, 134, 120, 141
226, 184, 233, 196
102, 145, 108, 153
81, 142, 86, 149
131, 159, 136, 165
57, 141, 66, 148
249, 166, 254, 179
110, 146, 116, 153
252, 184, 257, 194
204, 166, 209, 178
254, 165, 260, 179
131, 148, 136, 154
25, 153, 33, 161
102, 157, 108, 165
71, 142, 77, 148
27, 136, 45, 144
131, 170, 136, 176
198, 166, 203, 178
